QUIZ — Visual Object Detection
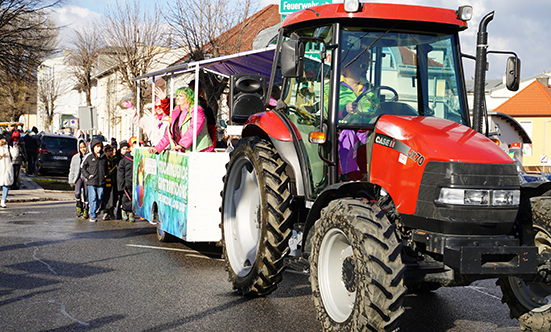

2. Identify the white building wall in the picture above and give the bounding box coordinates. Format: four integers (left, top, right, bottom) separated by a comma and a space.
36, 53, 81, 134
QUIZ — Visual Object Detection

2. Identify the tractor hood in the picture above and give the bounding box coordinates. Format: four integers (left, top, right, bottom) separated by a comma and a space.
368, 115, 516, 215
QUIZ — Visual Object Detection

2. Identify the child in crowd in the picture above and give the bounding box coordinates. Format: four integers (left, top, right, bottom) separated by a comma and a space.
69, 140, 89, 219
81, 138, 107, 222
101, 144, 119, 220
117, 141, 134, 222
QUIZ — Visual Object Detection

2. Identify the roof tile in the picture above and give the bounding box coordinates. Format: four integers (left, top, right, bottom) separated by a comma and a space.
493, 80, 551, 116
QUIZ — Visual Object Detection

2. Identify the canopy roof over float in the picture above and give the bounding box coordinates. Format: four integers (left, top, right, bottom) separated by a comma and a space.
133, 45, 279, 84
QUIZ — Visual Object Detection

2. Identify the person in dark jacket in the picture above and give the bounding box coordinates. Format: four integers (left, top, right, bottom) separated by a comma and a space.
68, 139, 89, 219
24, 127, 38, 176
117, 141, 134, 222
81, 137, 107, 222
101, 144, 119, 220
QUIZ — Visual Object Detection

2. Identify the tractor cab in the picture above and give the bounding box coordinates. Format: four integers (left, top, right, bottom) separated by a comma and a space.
276, 20, 471, 195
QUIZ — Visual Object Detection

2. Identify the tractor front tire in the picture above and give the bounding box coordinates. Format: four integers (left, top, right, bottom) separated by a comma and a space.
310, 198, 406, 331
498, 195, 551, 332
221, 136, 293, 296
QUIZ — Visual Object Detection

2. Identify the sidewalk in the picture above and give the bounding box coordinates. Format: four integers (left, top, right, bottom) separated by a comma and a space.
5, 174, 74, 203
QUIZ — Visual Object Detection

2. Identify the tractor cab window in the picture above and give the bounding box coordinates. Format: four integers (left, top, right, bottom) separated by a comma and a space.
337, 28, 468, 127
282, 26, 332, 121
282, 26, 333, 198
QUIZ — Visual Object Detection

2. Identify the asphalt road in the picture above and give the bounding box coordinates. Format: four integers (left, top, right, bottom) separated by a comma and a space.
0, 201, 523, 332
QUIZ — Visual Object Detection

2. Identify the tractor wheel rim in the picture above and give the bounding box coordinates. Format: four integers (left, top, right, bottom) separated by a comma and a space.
319, 228, 356, 323
224, 157, 261, 277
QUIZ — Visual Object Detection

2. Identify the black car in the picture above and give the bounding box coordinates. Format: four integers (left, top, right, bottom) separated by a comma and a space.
37, 134, 78, 174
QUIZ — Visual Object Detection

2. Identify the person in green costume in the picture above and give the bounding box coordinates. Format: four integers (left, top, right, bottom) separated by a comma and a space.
149, 87, 213, 154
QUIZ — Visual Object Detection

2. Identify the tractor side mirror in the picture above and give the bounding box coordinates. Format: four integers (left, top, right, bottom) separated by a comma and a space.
281, 40, 304, 78
506, 56, 521, 91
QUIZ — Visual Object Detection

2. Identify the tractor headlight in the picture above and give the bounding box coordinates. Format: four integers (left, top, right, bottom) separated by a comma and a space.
343, 0, 360, 13
492, 190, 521, 206
437, 188, 519, 206
456, 5, 473, 21
464, 189, 489, 205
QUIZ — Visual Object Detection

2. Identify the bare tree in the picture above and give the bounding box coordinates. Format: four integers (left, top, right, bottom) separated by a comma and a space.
0, 6, 59, 122
166, 0, 260, 124
67, 27, 102, 106
167, 0, 258, 60
99, 0, 169, 112
37, 65, 65, 129
105, 75, 122, 132
0, 0, 62, 72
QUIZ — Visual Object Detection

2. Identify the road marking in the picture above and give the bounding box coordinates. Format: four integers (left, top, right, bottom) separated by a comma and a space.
465, 286, 501, 300
25, 244, 58, 275
13, 298, 90, 326
126, 244, 197, 253
126, 244, 222, 260
185, 254, 224, 261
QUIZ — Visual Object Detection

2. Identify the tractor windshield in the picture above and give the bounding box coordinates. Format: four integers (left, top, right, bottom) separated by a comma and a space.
336, 28, 468, 126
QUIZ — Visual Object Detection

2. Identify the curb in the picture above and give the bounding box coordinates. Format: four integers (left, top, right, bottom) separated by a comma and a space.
5, 176, 74, 203
6, 196, 74, 203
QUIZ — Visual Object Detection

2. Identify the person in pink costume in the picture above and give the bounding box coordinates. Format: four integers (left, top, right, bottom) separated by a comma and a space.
122, 87, 170, 146
148, 87, 213, 154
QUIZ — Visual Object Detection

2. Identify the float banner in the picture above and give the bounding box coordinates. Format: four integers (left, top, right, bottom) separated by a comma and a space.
134, 148, 190, 238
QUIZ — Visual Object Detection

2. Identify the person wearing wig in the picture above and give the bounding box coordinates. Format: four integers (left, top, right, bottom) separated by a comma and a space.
148, 87, 213, 154
121, 87, 170, 146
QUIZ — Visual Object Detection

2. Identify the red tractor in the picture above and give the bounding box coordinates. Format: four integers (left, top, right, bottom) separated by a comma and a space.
221, 2, 551, 331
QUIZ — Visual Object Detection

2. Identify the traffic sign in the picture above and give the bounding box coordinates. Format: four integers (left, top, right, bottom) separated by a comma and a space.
541, 154, 548, 164
280, 0, 333, 15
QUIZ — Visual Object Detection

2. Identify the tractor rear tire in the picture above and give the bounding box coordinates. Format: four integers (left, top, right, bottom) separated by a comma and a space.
310, 198, 406, 331
221, 136, 293, 296
498, 195, 551, 332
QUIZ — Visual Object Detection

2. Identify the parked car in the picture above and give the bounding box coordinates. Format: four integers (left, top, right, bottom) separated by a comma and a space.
519, 171, 550, 184
37, 134, 78, 174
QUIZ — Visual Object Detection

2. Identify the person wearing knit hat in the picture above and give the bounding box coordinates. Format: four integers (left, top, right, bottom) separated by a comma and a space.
81, 137, 108, 222
117, 140, 134, 221
69, 139, 89, 219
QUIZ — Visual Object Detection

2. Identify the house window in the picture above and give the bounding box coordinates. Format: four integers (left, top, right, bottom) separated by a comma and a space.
519, 120, 533, 138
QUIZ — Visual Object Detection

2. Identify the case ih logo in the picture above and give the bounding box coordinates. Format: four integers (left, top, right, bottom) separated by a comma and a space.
375, 133, 425, 166
375, 134, 395, 148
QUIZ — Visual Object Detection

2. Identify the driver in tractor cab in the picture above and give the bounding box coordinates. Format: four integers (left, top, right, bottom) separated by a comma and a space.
332, 46, 380, 181
338, 47, 379, 122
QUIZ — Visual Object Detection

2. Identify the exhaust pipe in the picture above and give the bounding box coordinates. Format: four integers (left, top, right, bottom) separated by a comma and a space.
472, 11, 494, 134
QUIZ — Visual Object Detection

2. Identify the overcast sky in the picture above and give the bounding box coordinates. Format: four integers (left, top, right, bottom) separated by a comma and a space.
53, 0, 551, 80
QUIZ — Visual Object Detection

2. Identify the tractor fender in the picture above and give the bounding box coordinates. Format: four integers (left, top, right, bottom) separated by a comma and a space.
244, 111, 298, 142
241, 111, 306, 196
301, 181, 377, 254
